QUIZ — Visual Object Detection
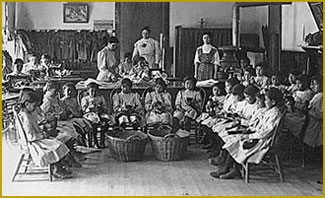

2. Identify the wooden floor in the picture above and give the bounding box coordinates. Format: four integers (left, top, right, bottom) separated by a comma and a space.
2, 140, 323, 196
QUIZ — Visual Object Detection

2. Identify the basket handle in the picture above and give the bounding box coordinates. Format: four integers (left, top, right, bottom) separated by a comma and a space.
126, 135, 142, 142
157, 124, 173, 131
163, 133, 180, 140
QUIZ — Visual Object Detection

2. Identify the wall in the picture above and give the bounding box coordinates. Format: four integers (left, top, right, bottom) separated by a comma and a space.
169, 2, 234, 47
282, 2, 318, 51
16, 2, 115, 30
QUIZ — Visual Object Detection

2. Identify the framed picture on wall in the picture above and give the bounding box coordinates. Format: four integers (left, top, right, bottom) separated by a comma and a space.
63, 4, 89, 23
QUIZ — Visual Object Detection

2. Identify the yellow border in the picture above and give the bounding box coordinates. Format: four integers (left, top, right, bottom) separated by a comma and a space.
0, 0, 324, 198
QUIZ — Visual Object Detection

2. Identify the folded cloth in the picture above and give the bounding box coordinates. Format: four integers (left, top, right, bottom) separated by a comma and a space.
175, 129, 190, 138
196, 79, 219, 88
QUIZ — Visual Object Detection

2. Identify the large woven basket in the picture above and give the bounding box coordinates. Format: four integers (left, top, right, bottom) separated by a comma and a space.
106, 129, 148, 162
148, 125, 190, 161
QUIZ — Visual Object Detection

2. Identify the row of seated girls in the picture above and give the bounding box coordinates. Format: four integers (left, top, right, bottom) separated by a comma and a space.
17, 89, 87, 179
19, 75, 202, 151
197, 69, 323, 179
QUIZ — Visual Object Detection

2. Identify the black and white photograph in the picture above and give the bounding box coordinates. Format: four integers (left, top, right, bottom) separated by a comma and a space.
2, 1, 323, 196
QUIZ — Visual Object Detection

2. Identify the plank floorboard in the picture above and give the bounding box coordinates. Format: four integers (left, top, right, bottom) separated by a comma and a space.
2, 142, 323, 196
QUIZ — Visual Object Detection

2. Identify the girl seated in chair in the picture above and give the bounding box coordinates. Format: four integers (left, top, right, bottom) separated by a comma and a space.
112, 78, 144, 130
60, 83, 94, 147
81, 82, 111, 148
145, 78, 173, 126
210, 88, 286, 179
18, 91, 72, 179
173, 76, 202, 132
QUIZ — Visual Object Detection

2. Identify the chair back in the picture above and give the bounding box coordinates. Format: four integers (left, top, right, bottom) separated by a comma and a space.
269, 110, 287, 149
141, 86, 154, 110
77, 89, 88, 107
13, 105, 30, 153
110, 88, 122, 110
198, 87, 207, 112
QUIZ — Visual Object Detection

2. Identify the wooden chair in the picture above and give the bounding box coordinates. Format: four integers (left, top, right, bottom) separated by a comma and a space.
186, 87, 206, 144
242, 112, 286, 183
12, 105, 53, 182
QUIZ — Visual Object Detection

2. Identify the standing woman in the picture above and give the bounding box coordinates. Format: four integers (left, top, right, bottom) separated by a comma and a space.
194, 32, 220, 81
97, 36, 119, 82
132, 26, 161, 69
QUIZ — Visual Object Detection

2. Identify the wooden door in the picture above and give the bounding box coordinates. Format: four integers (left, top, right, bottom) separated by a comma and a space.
115, 2, 169, 62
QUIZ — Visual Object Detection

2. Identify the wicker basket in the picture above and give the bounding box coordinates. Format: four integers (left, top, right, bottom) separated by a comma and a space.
106, 129, 148, 162
148, 125, 190, 161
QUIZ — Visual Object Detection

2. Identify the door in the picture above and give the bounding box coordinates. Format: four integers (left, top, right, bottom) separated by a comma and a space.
115, 2, 169, 64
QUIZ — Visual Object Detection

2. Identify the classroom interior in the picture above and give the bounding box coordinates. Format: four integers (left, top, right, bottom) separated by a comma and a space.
2, 2, 323, 196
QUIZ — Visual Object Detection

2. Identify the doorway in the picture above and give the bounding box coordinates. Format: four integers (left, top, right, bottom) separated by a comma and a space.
115, 2, 169, 67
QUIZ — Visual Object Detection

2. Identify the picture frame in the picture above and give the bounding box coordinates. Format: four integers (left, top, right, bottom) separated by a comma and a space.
63, 4, 89, 23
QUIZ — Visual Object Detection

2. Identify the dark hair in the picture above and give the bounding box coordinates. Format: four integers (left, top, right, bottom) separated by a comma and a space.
202, 31, 212, 38
212, 82, 226, 96
255, 61, 267, 68
183, 76, 197, 85
244, 66, 255, 76
231, 84, 245, 97
244, 85, 259, 97
107, 36, 119, 44
87, 82, 99, 90
265, 87, 284, 106
18, 88, 35, 102
135, 56, 147, 65
44, 81, 59, 92
14, 58, 24, 65
155, 78, 167, 90
124, 52, 132, 59
311, 76, 323, 89
121, 78, 132, 87
41, 54, 51, 60
63, 82, 75, 90
296, 74, 310, 87
225, 77, 240, 87
241, 56, 250, 64
142, 26, 151, 33
63, 83, 77, 97
19, 91, 39, 107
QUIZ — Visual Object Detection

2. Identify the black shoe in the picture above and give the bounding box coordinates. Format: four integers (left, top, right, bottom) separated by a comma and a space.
219, 168, 241, 179
210, 167, 229, 178
209, 152, 226, 166
53, 171, 73, 179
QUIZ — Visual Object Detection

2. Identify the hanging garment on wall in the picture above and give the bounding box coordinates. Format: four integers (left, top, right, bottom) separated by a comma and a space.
90, 32, 99, 62
77, 31, 92, 61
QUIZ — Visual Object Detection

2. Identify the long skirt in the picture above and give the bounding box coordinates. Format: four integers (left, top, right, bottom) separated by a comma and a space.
29, 138, 70, 167
198, 63, 214, 81
303, 117, 323, 147
223, 137, 271, 164
56, 121, 81, 143
284, 112, 305, 137
146, 111, 172, 125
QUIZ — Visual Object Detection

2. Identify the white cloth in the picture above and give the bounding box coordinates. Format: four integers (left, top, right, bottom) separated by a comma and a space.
97, 46, 119, 81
